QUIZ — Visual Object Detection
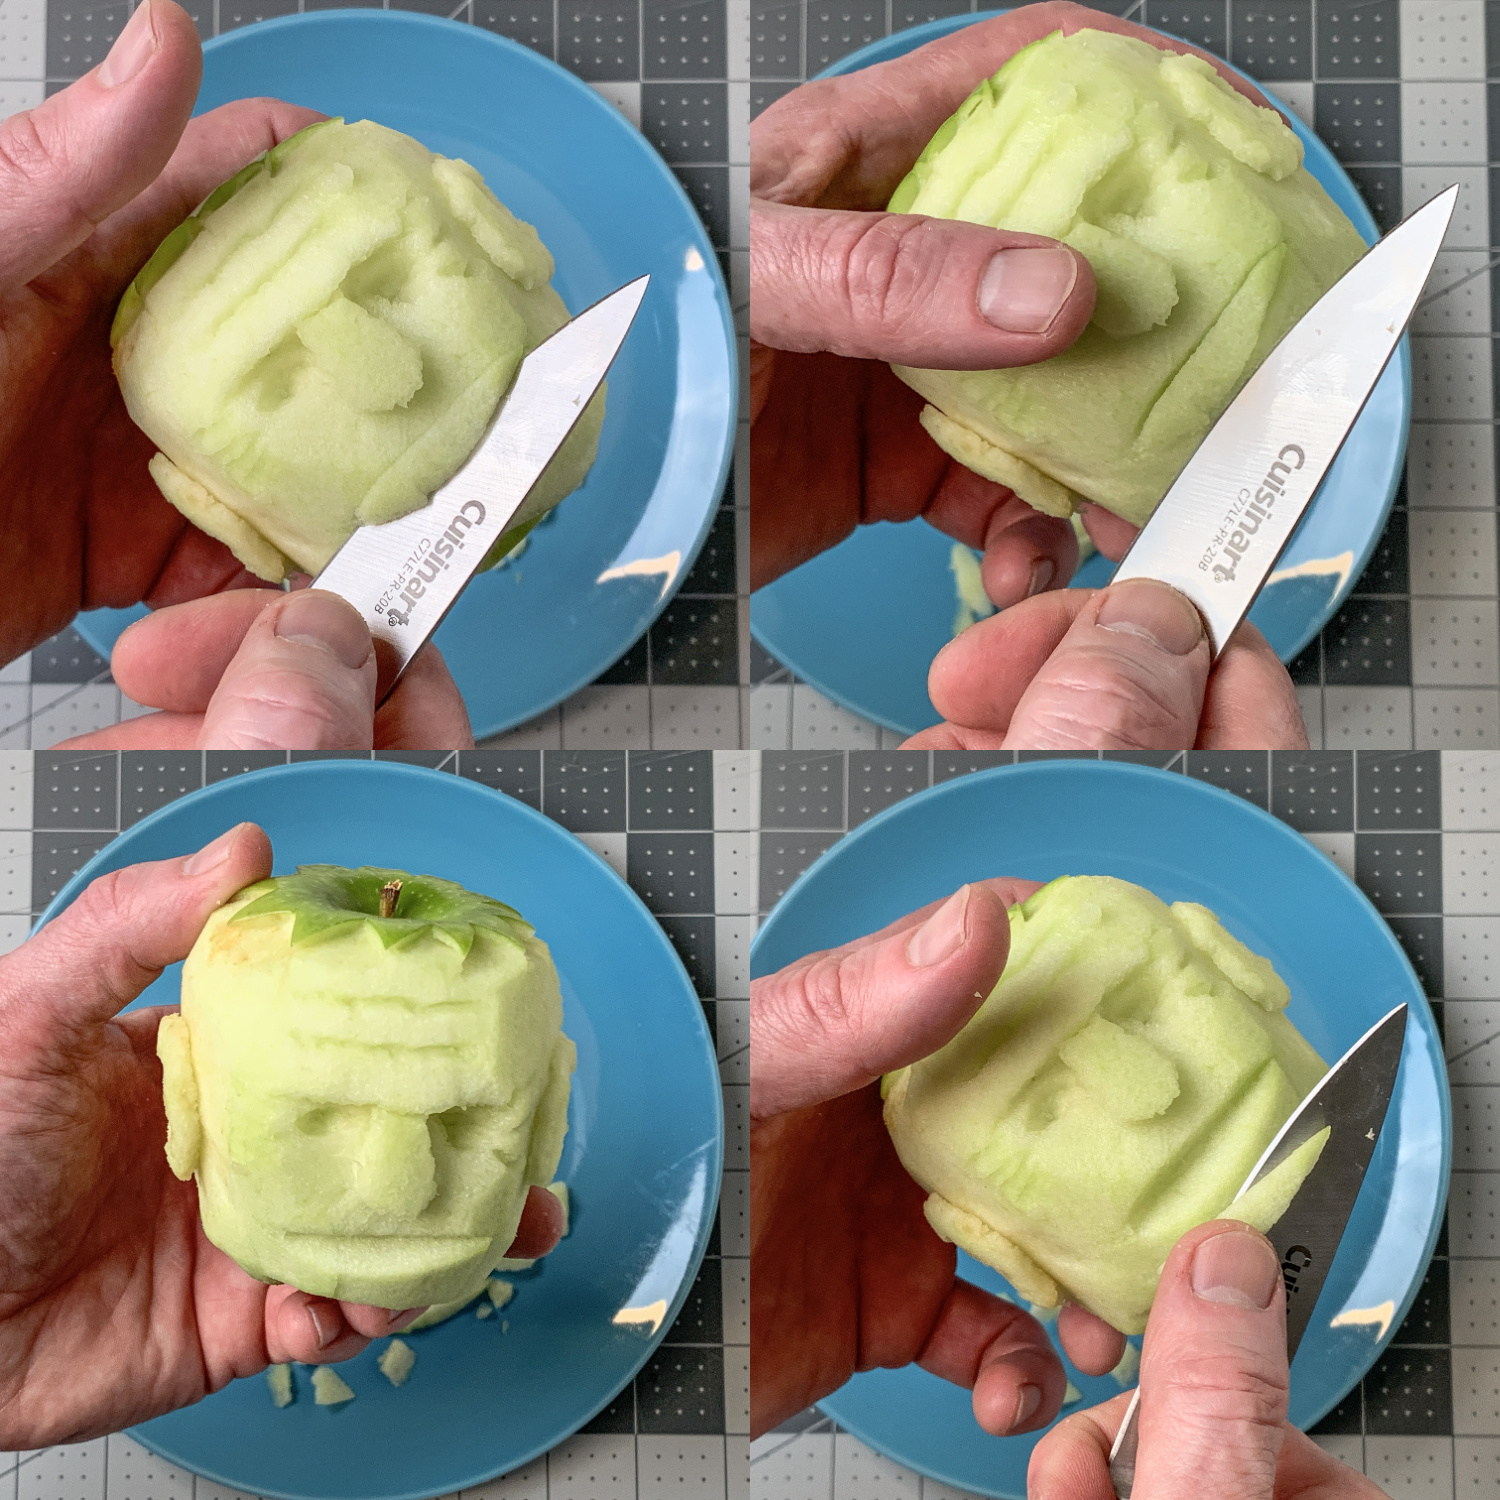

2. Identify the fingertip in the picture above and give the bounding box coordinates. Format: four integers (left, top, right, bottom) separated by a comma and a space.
978, 509, 1077, 611
507, 1183, 565, 1260
274, 1292, 366, 1363
180, 819, 269, 874
338, 1301, 424, 1338
1057, 1303, 1127, 1378
972, 1355, 1055, 1435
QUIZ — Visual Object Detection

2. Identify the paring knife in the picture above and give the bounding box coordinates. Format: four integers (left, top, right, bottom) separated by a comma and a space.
1107, 1002, 1409, 1499
313, 274, 651, 698
1109, 187, 1457, 657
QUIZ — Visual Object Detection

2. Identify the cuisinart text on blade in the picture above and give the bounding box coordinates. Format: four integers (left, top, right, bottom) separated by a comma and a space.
1110, 187, 1456, 657
313, 274, 650, 696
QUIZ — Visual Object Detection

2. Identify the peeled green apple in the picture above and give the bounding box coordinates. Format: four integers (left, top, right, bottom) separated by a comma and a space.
883, 875, 1327, 1333
113, 119, 604, 582
888, 28, 1366, 526
158, 866, 575, 1309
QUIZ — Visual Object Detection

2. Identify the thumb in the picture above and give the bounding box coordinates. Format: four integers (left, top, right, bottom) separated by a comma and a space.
1004, 580, 1211, 750
751, 198, 1094, 367
750, 882, 1010, 1118
198, 591, 378, 751
0, 0, 201, 294
1135, 1220, 1290, 1498
0, 822, 272, 1049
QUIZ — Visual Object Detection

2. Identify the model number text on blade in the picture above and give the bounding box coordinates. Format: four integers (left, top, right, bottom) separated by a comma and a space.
1200, 443, 1307, 584
374, 500, 490, 628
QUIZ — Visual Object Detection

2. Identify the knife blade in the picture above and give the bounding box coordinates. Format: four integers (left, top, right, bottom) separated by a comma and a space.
1107, 1002, 1409, 1498
312, 274, 650, 696
1109, 186, 1456, 657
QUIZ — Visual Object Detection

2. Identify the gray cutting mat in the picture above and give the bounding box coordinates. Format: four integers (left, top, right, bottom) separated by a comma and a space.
0, 0, 750, 753
0, 747, 757, 1499
749, 749, 1500, 1500
749, 0, 1500, 752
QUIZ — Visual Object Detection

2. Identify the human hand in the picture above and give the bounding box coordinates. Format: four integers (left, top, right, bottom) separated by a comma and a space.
1030, 1220, 1385, 1500
54, 589, 474, 751
0, 824, 560, 1446
750, 0, 1273, 597
903, 578, 1309, 750
0, 0, 324, 669
750, 881, 1126, 1438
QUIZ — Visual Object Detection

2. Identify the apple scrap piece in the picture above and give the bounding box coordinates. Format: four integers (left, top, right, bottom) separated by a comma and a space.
312, 1366, 356, 1406
112, 119, 605, 582
157, 866, 576, 1312
888, 28, 1365, 529
379, 1338, 417, 1387
266, 1363, 294, 1407
883, 875, 1328, 1334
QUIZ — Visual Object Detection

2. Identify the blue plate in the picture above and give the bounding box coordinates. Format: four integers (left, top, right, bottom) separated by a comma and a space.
36, 761, 723, 1500
751, 12, 1408, 736
750, 761, 1447, 1499
75, 11, 737, 741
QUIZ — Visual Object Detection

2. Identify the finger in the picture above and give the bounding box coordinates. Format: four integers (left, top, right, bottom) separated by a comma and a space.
752, 200, 1095, 367
113, 590, 287, 712
1198, 623, 1310, 750
977, 503, 1079, 609
1274, 1427, 1391, 1500
507, 1184, 566, 1260
264, 1285, 371, 1367
54, 710, 204, 750
372, 643, 475, 751
1003, 580, 1212, 750
750, 881, 1011, 1118
1028, 1391, 1134, 1500
1132, 1220, 1291, 1499
1079, 504, 1141, 564
0, 822, 271, 1041
198, 591, 378, 751
338, 1302, 426, 1339
920, 589, 1088, 743
917, 1280, 1068, 1436
1058, 1304, 1128, 1378
0, 0, 199, 294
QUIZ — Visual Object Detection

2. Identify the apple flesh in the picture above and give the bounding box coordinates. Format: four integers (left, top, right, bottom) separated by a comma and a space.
158, 866, 575, 1310
887, 28, 1366, 528
883, 875, 1327, 1333
113, 119, 603, 582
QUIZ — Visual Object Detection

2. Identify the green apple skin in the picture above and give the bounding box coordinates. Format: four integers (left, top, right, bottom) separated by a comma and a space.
113, 119, 603, 582
887, 28, 1366, 528
882, 875, 1327, 1333
157, 866, 575, 1309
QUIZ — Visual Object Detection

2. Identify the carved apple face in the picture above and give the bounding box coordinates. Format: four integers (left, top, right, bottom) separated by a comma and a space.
158, 867, 575, 1309
883, 875, 1328, 1333
113, 120, 604, 581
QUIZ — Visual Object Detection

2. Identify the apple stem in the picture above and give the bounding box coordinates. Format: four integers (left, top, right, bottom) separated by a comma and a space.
380, 879, 402, 919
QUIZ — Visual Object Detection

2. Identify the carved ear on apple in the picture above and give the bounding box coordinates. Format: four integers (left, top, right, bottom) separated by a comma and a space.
157, 865, 575, 1313
882, 875, 1327, 1334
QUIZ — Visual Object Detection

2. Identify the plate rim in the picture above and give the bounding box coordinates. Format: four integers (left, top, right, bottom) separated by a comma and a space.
73, 6, 739, 741
34, 758, 726, 1500
750, 758, 1450, 1493
749, 7, 1411, 733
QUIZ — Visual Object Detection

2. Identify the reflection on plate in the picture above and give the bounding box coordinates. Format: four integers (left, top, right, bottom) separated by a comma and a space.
750, 761, 1446, 1500
38, 761, 723, 1500
75, 11, 736, 741
750, 12, 1407, 737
